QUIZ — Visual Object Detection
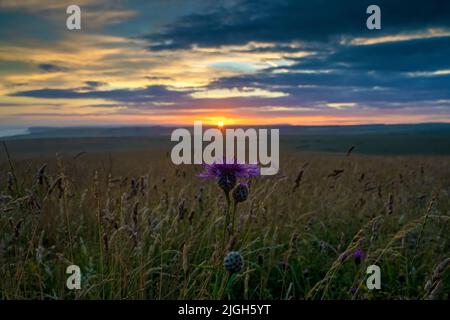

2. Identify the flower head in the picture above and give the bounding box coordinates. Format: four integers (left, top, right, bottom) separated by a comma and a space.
199, 159, 259, 193
224, 251, 244, 273
199, 160, 260, 179
218, 174, 237, 194
353, 248, 364, 265
232, 183, 249, 203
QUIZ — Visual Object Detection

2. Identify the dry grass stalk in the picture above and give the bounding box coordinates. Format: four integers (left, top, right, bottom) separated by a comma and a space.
423, 258, 450, 300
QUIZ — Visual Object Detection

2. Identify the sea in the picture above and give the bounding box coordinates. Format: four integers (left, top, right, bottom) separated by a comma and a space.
0, 128, 29, 138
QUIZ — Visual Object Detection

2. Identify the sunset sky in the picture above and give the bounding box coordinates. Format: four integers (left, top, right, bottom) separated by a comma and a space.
1, 0, 450, 127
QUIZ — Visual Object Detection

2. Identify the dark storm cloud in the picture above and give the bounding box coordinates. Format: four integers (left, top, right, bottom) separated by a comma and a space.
292, 36, 450, 72
143, 0, 450, 50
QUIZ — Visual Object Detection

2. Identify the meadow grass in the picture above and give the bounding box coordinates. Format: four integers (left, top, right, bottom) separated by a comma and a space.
0, 149, 449, 299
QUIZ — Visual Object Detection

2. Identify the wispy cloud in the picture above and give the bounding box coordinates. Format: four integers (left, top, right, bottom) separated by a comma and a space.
344, 28, 450, 46
326, 102, 357, 110
190, 87, 288, 99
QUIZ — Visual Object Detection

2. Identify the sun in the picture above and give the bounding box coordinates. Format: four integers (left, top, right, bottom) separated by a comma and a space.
217, 121, 225, 128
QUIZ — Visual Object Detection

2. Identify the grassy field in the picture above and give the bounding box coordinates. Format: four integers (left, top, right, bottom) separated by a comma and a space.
0, 137, 449, 299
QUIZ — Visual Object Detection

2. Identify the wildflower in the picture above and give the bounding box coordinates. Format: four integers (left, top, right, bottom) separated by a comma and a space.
199, 159, 259, 248
198, 160, 259, 194
350, 287, 359, 295
224, 251, 243, 274
232, 183, 249, 203
353, 248, 364, 265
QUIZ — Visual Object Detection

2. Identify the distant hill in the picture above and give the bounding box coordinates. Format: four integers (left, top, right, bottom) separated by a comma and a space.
3, 123, 450, 139
2, 123, 450, 157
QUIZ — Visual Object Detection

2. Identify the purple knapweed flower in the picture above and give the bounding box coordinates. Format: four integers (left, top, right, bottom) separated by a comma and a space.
353, 248, 364, 265
199, 159, 259, 193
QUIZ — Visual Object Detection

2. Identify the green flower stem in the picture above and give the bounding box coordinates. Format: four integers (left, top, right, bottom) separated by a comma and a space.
222, 192, 231, 249
231, 201, 238, 235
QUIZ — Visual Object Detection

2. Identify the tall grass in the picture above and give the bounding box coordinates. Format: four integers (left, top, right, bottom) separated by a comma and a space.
0, 149, 449, 299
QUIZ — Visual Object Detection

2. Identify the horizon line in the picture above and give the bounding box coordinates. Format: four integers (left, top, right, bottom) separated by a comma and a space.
2, 121, 450, 129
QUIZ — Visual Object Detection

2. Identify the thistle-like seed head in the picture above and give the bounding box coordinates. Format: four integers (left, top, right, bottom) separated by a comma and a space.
218, 174, 237, 194
232, 183, 249, 203
224, 251, 243, 274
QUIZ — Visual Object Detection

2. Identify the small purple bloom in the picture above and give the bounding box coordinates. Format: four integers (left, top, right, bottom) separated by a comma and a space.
198, 159, 260, 179
353, 248, 364, 265
199, 159, 259, 193
350, 287, 359, 295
